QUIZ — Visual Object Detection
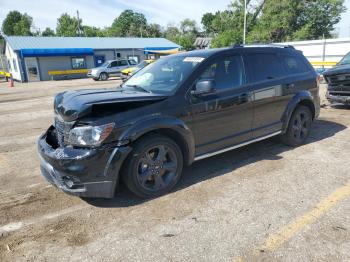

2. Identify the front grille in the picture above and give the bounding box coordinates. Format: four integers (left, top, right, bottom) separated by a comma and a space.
327, 74, 350, 86
328, 91, 350, 97
54, 116, 75, 146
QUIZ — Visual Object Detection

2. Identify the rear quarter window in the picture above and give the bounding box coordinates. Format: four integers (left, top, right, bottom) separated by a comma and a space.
282, 55, 310, 75
246, 53, 284, 83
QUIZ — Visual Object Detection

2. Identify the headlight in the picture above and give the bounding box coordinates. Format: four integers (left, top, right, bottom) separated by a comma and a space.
68, 123, 115, 147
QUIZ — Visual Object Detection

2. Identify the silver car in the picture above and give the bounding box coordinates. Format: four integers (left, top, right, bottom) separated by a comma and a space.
87, 59, 137, 81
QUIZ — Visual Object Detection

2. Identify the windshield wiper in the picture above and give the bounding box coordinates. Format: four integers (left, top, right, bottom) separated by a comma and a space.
124, 85, 151, 93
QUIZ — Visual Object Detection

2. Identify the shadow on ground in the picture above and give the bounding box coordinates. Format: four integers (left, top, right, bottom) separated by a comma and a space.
84, 119, 346, 208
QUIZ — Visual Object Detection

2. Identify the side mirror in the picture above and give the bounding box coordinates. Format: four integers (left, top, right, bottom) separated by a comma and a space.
191, 80, 216, 96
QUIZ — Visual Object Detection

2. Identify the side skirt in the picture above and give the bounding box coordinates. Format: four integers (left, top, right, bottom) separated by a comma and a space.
194, 131, 282, 161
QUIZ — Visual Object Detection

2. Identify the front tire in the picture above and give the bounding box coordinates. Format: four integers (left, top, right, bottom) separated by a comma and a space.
281, 105, 312, 146
122, 134, 183, 199
99, 72, 108, 81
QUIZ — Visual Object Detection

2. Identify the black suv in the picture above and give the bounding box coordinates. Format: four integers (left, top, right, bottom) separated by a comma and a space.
38, 45, 320, 199
324, 52, 350, 105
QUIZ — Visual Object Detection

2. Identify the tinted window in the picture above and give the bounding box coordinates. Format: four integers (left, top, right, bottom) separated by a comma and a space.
110, 61, 119, 67
338, 52, 350, 65
119, 60, 128, 66
246, 53, 283, 82
199, 55, 244, 91
282, 55, 309, 74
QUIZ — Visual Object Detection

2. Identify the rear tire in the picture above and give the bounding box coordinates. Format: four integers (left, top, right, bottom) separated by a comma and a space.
99, 72, 108, 81
122, 134, 183, 199
281, 105, 312, 146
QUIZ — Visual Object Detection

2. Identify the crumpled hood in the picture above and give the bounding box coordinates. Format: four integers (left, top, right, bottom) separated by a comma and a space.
323, 64, 350, 76
54, 88, 167, 122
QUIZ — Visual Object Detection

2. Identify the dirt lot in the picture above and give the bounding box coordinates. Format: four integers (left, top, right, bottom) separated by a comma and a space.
0, 79, 349, 262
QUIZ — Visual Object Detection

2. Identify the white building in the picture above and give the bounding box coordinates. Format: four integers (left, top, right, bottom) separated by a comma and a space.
280, 37, 350, 68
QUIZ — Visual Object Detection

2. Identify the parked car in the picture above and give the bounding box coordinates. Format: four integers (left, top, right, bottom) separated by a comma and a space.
121, 59, 155, 82
87, 59, 137, 81
38, 45, 320, 199
324, 52, 350, 105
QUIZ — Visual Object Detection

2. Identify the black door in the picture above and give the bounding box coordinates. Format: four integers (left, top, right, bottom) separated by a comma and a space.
189, 55, 254, 157
244, 52, 291, 138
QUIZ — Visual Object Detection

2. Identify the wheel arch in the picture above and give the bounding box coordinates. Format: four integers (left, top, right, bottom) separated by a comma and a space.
119, 117, 196, 166
281, 91, 316, 133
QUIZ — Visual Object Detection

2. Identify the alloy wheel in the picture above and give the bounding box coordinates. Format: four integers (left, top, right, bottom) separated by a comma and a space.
137, 145, 178, 192
292, 111, 310, 140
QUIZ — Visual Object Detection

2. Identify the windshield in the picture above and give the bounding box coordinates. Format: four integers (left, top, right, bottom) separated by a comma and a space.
128, 59, 138, 65
338, 52, 350, 66
123, 56, 205, 94
99, 62, 109, 68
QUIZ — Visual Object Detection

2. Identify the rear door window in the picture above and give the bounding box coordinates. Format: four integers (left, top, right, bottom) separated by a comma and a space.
246, 53, 284, 83
282, 55, 310, 74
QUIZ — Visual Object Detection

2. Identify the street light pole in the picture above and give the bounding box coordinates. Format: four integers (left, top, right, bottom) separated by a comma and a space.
243, 0, 247, 44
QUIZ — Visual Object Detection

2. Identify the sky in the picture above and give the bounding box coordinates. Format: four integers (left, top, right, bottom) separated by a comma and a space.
0, 0, 349, 37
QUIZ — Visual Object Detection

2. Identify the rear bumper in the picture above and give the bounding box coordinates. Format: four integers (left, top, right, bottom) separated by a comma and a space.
37, 127, 131, 198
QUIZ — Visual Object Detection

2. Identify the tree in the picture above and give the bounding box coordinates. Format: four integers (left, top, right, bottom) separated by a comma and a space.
180, 19, 198, 35
41, 27, 55, 36
56, 13, 81, 37
247, 0, 302, 42
248, 0, 346, 42
83, 26, 106, 37
206, 0, 346, 47
293, 0, 346, 40
163, 20, 198, 50
146, 23, 162, 37
110, 10, 147, 37
2, 11, 33, 36
209, 2, 246, 47
201, 13, 216, 35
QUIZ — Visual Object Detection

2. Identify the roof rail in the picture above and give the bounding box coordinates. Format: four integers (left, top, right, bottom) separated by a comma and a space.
232, 43, 295, 49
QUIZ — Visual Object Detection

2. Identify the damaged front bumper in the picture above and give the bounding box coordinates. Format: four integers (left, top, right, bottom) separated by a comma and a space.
37, 126, 131, 198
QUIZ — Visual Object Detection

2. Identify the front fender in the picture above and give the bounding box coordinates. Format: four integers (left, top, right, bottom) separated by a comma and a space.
281, 91, 316, 133
118, 116, 195, 165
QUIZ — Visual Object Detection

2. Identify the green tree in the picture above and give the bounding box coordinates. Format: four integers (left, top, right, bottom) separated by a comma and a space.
41, 27, 55, 36
163, 21, 197, 50
247, 0, 301, 42
2, 10, 33, 36
180, 19, 198, 35
110, 10, 147, 37
56, 13, 81, 37
201, 12, 217, 35
83, 26, 106, 37
248, 0, 346, 42
293, 0, 346, 40
146, 23, 162, 37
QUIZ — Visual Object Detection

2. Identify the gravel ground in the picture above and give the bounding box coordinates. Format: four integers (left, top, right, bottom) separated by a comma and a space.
0, 79, 349, 262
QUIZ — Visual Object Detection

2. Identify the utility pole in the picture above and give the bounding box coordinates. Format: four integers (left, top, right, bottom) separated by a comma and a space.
243, 0, 247, 44
76, 10, 84, 36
